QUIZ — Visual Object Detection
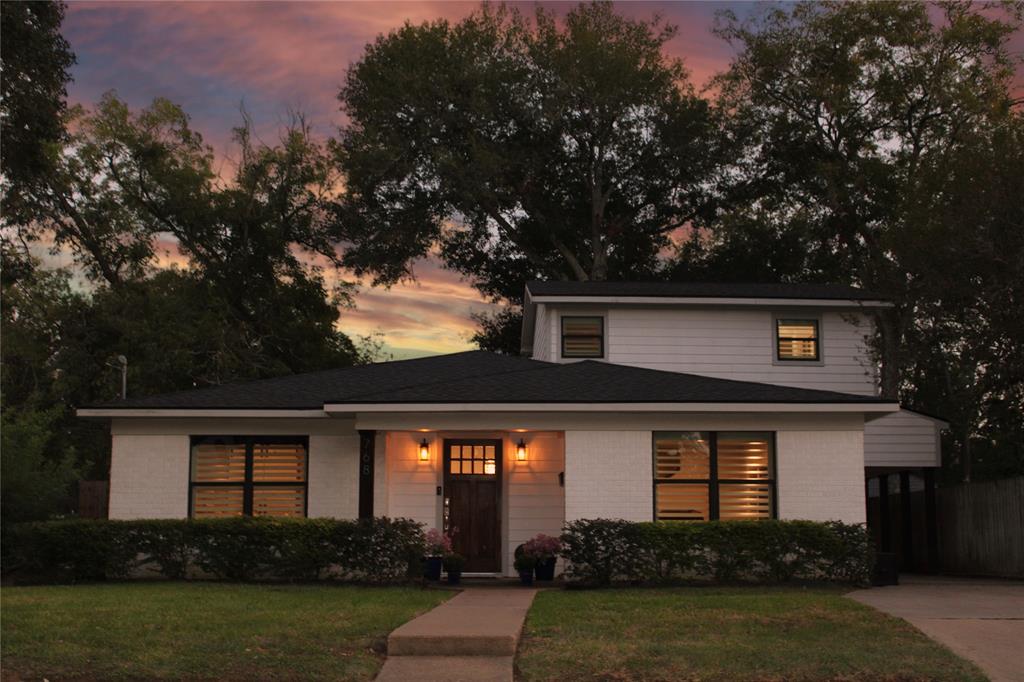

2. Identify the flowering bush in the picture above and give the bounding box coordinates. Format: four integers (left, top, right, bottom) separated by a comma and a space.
523, 533, 561, 560
424, 527, 453, 557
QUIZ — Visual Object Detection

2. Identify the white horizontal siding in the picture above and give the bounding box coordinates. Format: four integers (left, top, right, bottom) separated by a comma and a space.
864, 410, 942, 467
531, 304, 552, 362
604, 307, 877, 395
506, 432, 564, 575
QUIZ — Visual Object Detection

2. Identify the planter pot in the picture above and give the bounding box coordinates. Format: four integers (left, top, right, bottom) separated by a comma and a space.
518, 569, 534, 586
424, 556, 443, 581
534, 557, 557, 581
446, 570, 462, 585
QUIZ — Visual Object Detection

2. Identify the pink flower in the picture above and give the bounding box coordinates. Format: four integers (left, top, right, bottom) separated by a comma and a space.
523, 533, 561, 560
425, 527, 454, 556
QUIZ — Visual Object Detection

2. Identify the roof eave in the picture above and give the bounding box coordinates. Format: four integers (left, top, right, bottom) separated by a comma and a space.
326, 401, 899, 414
527, 295, 893, 309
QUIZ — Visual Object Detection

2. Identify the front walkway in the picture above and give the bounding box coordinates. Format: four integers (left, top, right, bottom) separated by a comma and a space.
376, 587, 537, 682
849, 575, 1024, 682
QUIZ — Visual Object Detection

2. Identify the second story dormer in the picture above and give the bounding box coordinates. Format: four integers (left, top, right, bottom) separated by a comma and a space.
521, 281, 892, 397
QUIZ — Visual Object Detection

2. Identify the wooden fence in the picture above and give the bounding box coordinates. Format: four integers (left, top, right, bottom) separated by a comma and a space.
937, 477, 1024, 578
77, 480, 109, 519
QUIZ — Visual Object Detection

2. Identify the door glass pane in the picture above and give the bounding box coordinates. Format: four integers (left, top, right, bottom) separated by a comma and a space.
192, 486, 244, 517
450, 460, 460, 474
717, 433, 772, 480
719, 484, 772, 520
655, 484, 709, 520
473, 446, 483, 459
654, 432, 710, 479
484, 459, 496, 475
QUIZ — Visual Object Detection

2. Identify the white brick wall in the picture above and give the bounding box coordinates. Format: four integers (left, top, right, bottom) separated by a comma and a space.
108, 418, 360, 520
109, 434, 190, 519
307, 434, 359, 518
564, 430, 652, 522
776, 430, 865, 523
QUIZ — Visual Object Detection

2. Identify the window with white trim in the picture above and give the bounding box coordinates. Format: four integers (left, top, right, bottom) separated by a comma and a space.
776, 319, 820, 361
561, 316, 603, 358
654, 432, 775, 521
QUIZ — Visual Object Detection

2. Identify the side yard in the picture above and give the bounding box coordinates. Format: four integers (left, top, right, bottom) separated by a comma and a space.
1, 583, 450, 681
516, 587, 987, 681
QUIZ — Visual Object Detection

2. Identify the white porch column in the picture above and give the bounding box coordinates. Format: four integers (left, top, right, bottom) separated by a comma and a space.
564, 430, 653, 522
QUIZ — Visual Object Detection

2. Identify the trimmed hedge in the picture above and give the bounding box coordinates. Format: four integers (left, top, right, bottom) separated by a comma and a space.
560, 519, 873, 587
6, 517, 425, 584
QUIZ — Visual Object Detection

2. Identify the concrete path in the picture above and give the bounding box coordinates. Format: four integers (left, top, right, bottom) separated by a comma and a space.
376, 587, 536, 682
849, 575, 1024, 682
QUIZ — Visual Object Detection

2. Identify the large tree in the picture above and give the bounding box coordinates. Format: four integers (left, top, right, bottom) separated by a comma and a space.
702, 0, 1022, 398
0, 0, 75, 224
335, 2, 721, 349
2, 94, 372, 513
696, 0, 1024, 479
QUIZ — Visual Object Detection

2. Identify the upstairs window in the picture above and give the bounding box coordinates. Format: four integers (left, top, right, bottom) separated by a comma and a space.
561, 316, 604, 358
654, 432, 775, 521
190, 436, 308, 518
776, 319, 820, 361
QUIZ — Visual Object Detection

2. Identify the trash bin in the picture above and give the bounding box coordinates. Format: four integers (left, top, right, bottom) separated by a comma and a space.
873, 552, 899, 586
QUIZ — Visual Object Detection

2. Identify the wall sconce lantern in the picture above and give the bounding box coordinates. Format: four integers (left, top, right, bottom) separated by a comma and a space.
515, 438, 528, 462
418, 438, 430, 462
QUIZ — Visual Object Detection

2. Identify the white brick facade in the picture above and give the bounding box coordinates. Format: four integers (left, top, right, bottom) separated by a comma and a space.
776, 429, 865, 523
307, 434, 360, 518
564, 430, 652, 522
109, 434, 190, 519
108, 418, 361, 520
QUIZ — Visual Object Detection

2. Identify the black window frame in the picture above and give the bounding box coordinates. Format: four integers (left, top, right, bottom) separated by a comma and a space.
652, 431, 777, 521
188, 435, 309, 518
776, 318, 820, 362
561, 315, 604, 359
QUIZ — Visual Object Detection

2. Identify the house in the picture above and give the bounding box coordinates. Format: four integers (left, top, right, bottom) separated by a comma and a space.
78, 281, 945, 576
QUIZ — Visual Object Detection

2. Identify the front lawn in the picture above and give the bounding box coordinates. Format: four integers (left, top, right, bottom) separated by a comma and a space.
517, 587, 986, 681
2, 582, 450, 680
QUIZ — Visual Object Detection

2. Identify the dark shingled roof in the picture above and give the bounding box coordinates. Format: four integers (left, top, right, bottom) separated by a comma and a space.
526, 281, 884, 301
84, 351, 893, 410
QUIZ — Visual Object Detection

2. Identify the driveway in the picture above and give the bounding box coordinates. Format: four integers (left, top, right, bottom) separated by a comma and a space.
849, 575, 1024, 682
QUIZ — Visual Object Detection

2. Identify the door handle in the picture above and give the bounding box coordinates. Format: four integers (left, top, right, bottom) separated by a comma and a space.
443, 496, 451, 532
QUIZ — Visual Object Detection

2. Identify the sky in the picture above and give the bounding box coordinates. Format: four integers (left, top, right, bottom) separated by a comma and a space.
58, 1, 749, 359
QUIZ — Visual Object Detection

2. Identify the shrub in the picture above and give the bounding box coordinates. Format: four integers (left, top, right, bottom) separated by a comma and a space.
561, 519, 872, 587
8, 519, 138, 581
5, 517, 426, 584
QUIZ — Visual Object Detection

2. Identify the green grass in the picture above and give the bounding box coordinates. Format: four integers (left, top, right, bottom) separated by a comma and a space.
517, 587, 986, 681
1, 582, 450, 680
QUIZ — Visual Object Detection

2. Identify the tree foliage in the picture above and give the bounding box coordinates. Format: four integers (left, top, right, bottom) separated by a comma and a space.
2, 88, 370, 514
336, 1, 721, 334
0, 0, 75, 223
692, 0, 1024, 478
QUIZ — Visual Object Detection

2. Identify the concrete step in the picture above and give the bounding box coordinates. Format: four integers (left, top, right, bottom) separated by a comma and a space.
376, 656, 513, 682
387, 588, 536, 657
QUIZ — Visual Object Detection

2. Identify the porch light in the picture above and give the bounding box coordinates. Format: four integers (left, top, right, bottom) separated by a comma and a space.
418, 438, 430, 462
515, 438, 527, 462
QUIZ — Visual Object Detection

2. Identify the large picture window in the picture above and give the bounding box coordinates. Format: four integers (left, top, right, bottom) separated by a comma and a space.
654, 432, 775, 521
189, 436, 308, 518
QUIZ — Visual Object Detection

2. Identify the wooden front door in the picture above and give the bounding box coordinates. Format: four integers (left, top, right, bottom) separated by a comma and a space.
443, 439, 502, 573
